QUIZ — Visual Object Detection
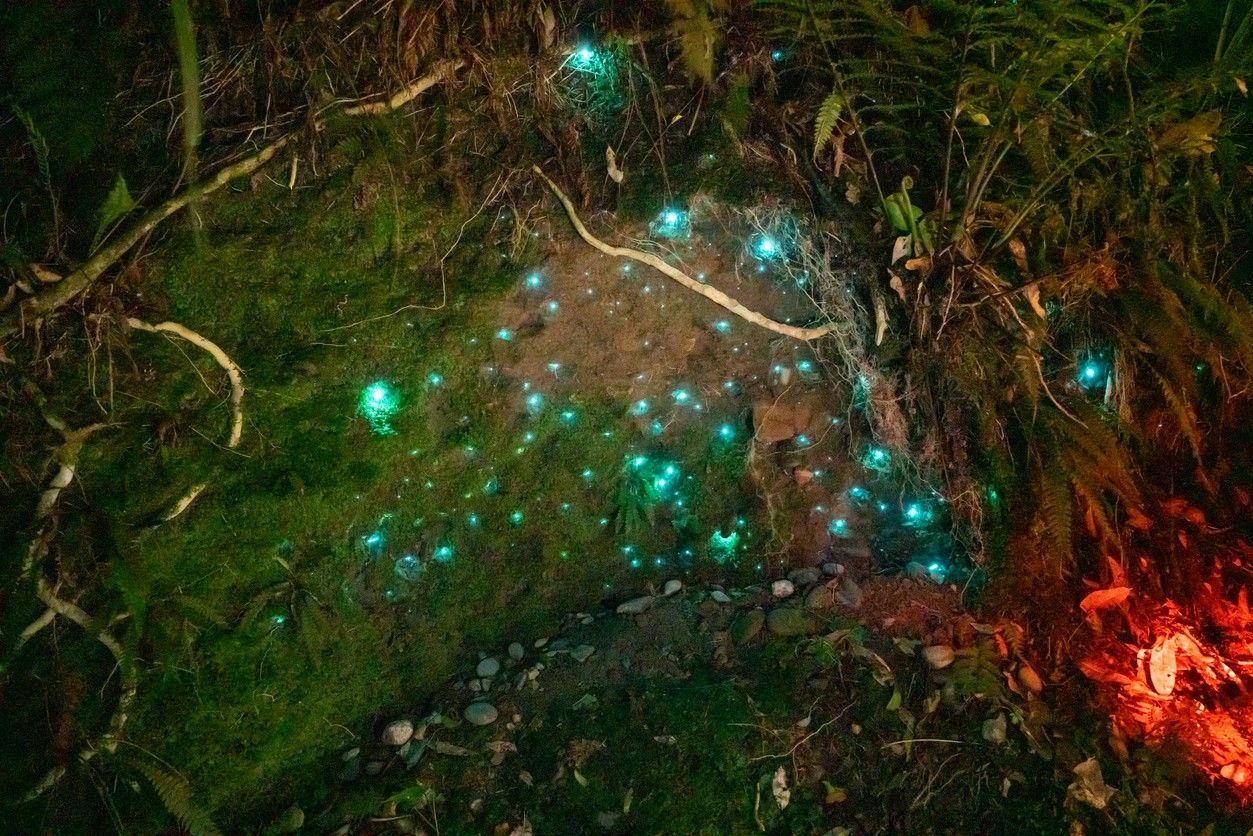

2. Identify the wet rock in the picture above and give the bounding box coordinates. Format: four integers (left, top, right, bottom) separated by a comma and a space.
730, 608, 766, 644
822, 562, 843, 577
616, 595, 654, 615
571, 644, 596, 663
549, 637, 573, 652
835, 577, 863, 608
381, 719, 414, 746
766, 607, 824, 637
663, 579, 683, 597
533, 637, 548, 649
788, 567, 821, 587
469, 678, 483, 693
905, 561, 929, 580
509, 642, 526, 660
922, 645, 956, 669
710, 590, 733, 604
804, 584, 834, 610
464, 701, 499, 726
476, 657, 501, 678
771, 580, 795, 598
982, 713, 1007, 745
580, 614, 594, 625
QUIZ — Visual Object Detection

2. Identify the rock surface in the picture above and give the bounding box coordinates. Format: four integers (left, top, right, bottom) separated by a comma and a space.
381, 719, 413, 746
464, 702, 499, 726
771, 579, 795, 598
730, 608, 766, 644
476, 657, 501, 678
616, 595, 654, 615
766, 607, 824, 637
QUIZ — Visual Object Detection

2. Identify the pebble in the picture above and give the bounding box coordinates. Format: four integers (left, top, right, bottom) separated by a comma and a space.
835, 577, 863, 608
804, 584, 833, 610
821, 562, 843, 577
464, 701, 499, 726
922, 645, 956, 669
787, 568, 820, 587
476, 657, 500, 678
533, 637, 548, 649
616, 595, 654, 615
663, 579, 682, 596
580, 614, 594, 625
766, 607, 824, 637
730, 608, 766, 644
469, 678, 483, 693
571, 644, 596, 663
982, 713, 1007, 745
509, 642, 525, 660
771, 579, 795, 598
381, 719, 414, 746
710, 590, 733, 604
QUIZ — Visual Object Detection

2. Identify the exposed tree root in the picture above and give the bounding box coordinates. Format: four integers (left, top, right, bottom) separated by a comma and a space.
0, 62, 463, 340
533, 165, 840, 343
125, 318, 244, 448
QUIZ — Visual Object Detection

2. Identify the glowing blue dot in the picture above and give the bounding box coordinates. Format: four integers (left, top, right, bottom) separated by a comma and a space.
271, 613, 287, 625
650, 420, 664, 436
525, 273, 543, 289
631, 456, 647, 469
582, 468, 594, 480
621, 264, 632, 274
547, 362, 562, 373
526, 393, 543, 413
906, 504, 922, 519
672, 389, 691, 404
928, 562, 944, 573
629, 557, 642, 569
433, 544, 454, 563
364, 532, 384, 548
753, 235, 781, 259
796, 435, 811, 446
467, 514, 480, 527
622, 545, 634, 555
427, 372, 444, 386
496, 328, 513, 341
561, 502, 571, 512
561, 409, 576, 424
546, 300, 559, 314
664, 465, 677, 476
797, 360, 814, 373
717, 424, 735, 440
510, 510, 524, 525
714, 320, 731, 333
630, 399, 650, 416
771, 49, 784, 61
578, 46, 595, 61
523, 431, 536, 443
665, 210, 681, 225
829, 518, 847, 534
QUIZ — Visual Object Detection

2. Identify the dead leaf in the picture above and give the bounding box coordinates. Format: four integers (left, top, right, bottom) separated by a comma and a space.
574, 768, 588, 787
772, 766, 790, 809
891, 236, 911, 264
1236, 77, 1247, 97
903, 5, 929, 36
967, 111, 991, 127
1008, 238, 1029, 274
431, 741, 471, 756
606, 146, 624, 184
1148, 635, 1177, 696
1157, 110, 1221, 156
1079, 586, 1131, 614
873, 292, 888, 346
1067, 758, 1116, 810
30, 264, 63, 284
844, 183, 861, 205
1078, 657, 1134, 685
823, 781, 847, 804
1023, 284, 1047, 319
903, 256, 931, 273
888, 271, 906, 301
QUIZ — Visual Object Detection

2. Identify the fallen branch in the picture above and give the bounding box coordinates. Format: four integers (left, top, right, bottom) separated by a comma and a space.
1, 62, 463, 340
532, 165, 839, 342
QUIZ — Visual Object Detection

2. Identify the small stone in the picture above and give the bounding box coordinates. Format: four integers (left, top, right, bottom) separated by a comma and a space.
835, 577, 863, 608
822, 562, 844, 577
469, 678, 483, 693
730, 608, 766, 644
771, 579, 795, 598
580, 614, 594, 624
509, 642, 525, 660
905, 561, 929, 580
663, 579, 682, 596
479, 677, 494, 691
341, 747, 360, 762
710, 590, 732, 604
381, 719, 414, 746
533, 637, 548, 649
788, 568, 820, 587
571, 644, 596, 663
922, 645, 956, 670
476, 657, 500, 678
767, 607, 824, 637
982, 713, 1007, 745
804, 584, 833, 610
616, 595, 654, 615
464, 702, 499, 726
549, 637, 572, 652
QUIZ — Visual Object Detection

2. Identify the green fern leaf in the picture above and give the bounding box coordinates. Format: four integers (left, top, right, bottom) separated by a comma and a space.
133, 760, 222, 836
91, 174, 137, 254
812, 90, 844, 161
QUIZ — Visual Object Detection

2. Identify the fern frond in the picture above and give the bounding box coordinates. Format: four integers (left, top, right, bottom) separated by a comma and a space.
812, 90, 844, 161
133, 760, 222, 836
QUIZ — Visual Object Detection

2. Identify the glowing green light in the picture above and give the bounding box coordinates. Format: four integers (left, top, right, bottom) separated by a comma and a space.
709, 529, 740, 562
650, 420, 664, 436
358, 382, 400, 435
568, 45, 601, 72
717, 423, 735, 441
714, 320, 731, 333
797, 360, 814, 373
467, 514, 480, 527
672, 389, 691, 404
525, 392, 544, 413
752, 235, 781, 259
510, 510, 524, 525
525, 272, 543, 289
862, 447, 891, 471
523, 431, 536, 443
582, 468, 595, 480
547, 362, 562, 373
433, 544, 454, 563
848, 486, 870, 502
561, 409, 577, 424
829, 518, 847, 535
546, 300, 559, 314
427, 372, 444, 386
796, 434, 811, 446
651, 208, 691, 239
496, 328, 514, 341
928, 562, 944, 573
630, 557, 642, 569
631, 456, 647, 469
771, 49, 784, 61
630, 399, 650, 416
271, 613, 287, 626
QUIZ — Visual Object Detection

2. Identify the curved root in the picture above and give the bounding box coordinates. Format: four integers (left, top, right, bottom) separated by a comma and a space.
533, 165, 839, 343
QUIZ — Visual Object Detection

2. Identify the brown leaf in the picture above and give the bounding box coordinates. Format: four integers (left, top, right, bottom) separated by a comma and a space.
1023, 284, 1047, 319
1078, 657, 1133, 685
888, 271, 907, 301
1148, 635, 1177, 696
891, 235, 911, 264
1008, 238, 1029, 274
606, 146, 625, 184
904, 256, 931, 273
1079, 586, 1131, 614
1236, 77, 1248, 97
1157, 110, 1221, 156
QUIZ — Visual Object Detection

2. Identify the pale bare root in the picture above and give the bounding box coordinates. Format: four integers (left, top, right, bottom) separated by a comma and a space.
533, 165, 839, 343
126, 318, 244, 448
